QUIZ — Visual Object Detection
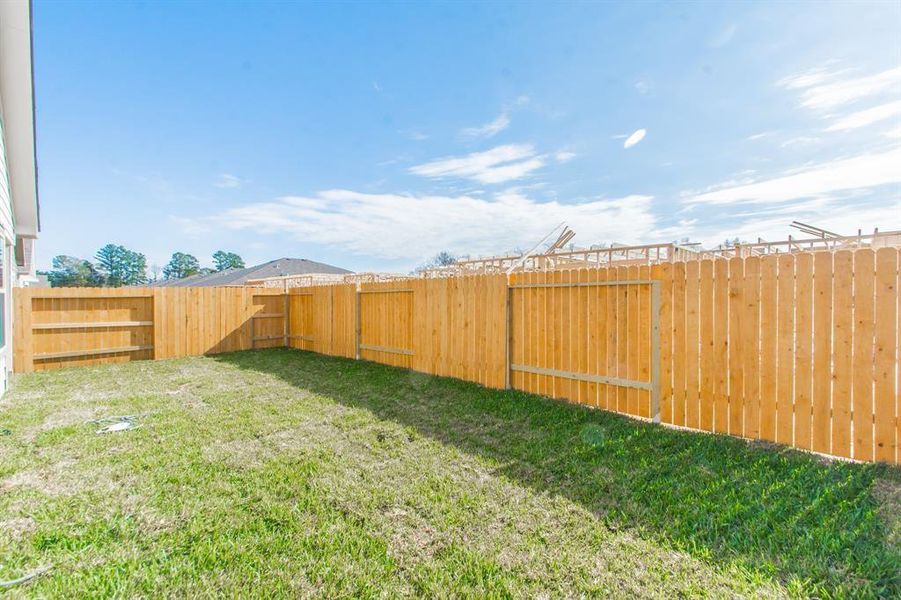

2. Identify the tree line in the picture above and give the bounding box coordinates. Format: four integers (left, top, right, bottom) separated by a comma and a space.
39, 246, 245, 287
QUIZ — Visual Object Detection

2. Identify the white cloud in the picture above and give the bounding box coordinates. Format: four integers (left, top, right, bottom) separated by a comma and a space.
410, 144, 545, 184
180, 189, 657, 260
825, 100, 901, 132
682, 146, 901, 205
461, 112, 511, 139
554, 150, 577, 163
623, 129, 647, 149
885, 124, 901, 139
780, 66, 901, 112
214, 174, 246, 189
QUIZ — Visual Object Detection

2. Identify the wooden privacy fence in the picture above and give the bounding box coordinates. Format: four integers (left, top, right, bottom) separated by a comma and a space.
13, 247, 901, 464
13, 287, 287, 371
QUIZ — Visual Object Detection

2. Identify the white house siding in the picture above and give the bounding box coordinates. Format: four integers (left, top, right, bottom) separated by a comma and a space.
0, 114, 10, 389
0, 114, 13, 242
0, 115, 10, 390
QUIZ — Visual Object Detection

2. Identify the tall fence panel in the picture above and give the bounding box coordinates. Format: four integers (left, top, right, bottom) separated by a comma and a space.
357, 282, 414, 369
411, 274, 507, 388
15, 288, 155, 372
329, 283, 358, 358
287, 290, 314, 352
651, 248, 900, 463
14, 287, 285, 371
508, 269, 657, 419
12, 248, 901, 464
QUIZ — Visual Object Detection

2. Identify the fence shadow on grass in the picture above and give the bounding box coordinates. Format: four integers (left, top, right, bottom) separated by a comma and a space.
215, 348, 900, 597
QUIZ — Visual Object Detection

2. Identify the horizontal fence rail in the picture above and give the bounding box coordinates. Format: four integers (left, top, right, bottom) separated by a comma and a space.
12, 247, 901, 464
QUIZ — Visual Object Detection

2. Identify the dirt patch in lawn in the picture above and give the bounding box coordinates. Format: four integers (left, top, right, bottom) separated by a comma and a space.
873, 476, 901, 548
0, 515, 36, 540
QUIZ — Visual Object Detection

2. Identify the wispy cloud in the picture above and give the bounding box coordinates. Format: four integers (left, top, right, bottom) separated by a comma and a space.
170, 215, 212, 235
825, 100, 901, 132
623, 129, 647, 149
634, 78, 653, 95
746, 131, 776, 141
554, 150, 577, 163
461, 112, 511, 139
709, 23, 737, 48
214, 174, 247, 189
778, 65, 839, 90
779, 66, 901, 112
410, 144, 545, 184
779, 136, 821, 148
679, 195, 901, 247
682, 146, 901, 205
400, 130, 429, 141
178, 189, 656, 260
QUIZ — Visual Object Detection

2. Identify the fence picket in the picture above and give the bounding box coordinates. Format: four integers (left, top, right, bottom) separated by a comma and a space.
874, 248, 897, 462
853, 250, 875, 461
795, 254, 814, 450
759, 255, 778, 442
812, 252, 834, 454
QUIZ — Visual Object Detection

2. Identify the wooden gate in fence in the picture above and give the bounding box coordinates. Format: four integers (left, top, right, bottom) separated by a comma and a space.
508, 271, 661, 422
357, 285, 414, 368
287, 283, 371, 359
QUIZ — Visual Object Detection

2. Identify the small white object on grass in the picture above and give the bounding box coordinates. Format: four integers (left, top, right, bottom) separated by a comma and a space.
97, 421, 134, 434
93, 416, 140, 434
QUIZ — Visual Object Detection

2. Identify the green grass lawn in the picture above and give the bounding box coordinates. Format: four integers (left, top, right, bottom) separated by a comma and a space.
0, 348, 898, 598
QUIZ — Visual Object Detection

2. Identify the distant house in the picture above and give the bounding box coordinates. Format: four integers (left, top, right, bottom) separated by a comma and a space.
0, 1, 40, 391
151, 257, 352, 287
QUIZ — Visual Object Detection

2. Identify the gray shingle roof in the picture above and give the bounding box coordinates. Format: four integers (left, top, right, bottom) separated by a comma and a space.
151, 258, 352, 287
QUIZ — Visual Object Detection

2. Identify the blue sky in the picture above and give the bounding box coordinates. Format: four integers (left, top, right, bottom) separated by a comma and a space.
34, 1, 901, 273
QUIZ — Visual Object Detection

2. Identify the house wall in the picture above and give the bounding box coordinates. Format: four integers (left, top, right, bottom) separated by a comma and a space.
0, 0, 39, 393
0, 113, 13, 391
0, 113, 14, 239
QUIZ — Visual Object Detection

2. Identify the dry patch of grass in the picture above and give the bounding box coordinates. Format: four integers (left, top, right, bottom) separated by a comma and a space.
874, 477, 901, 548
0, 349, 897, 598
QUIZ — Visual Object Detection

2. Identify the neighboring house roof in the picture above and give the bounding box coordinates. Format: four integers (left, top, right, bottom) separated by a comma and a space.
151, 258, 352, 287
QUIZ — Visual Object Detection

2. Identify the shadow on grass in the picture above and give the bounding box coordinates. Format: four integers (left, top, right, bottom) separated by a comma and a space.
215, 348, 900, 597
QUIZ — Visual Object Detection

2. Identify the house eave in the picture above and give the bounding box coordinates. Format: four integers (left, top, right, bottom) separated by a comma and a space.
0, 0, 40, 238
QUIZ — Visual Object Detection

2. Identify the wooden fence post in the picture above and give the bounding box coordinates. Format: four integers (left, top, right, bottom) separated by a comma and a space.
283, 292, 289, 348
505, 278, 513, 389
650, 281, 661, 423
354, 286, 361, 360
151, 288, 160, 360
